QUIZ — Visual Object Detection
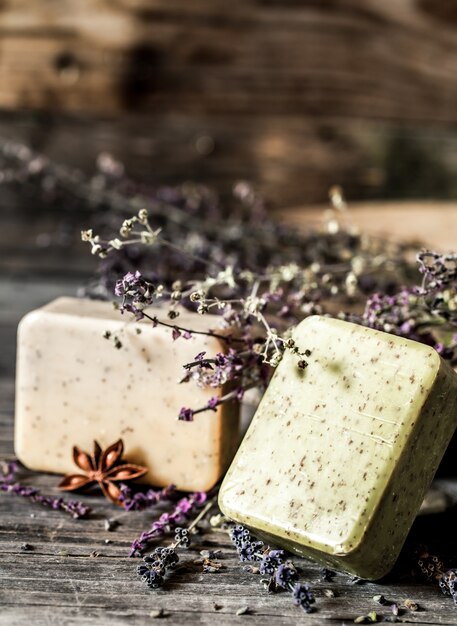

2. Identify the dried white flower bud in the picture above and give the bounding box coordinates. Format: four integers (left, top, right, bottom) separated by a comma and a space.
81, 229, 93, 242
110, 238, 124, 250
138, 208, 148, 223
345, 272, 358, 296
140, 231, 156, 244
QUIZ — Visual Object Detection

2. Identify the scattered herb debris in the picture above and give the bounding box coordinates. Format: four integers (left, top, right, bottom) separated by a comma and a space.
150, 608, 166, 619
320, 567, 336, 582
354, 611, 378, 624
104, 518, 120, 532
194, 557, 224, 573
236, 606, 250, 616
373, 594, 387, 605
403, 599, 419, 611
350, 576, 366, 585
20, 543, 33, 552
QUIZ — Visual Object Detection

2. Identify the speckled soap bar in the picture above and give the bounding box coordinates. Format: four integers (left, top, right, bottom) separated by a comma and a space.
219, 315, 457, 579
15, 297, 239, 491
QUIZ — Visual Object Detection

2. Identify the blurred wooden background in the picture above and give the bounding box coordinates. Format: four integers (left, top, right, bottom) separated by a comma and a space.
0, 0, 456, 206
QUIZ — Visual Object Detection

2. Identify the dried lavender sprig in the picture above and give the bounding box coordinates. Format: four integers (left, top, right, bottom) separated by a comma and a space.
0, 141, 417, 301
136, 498, 215, 589
142, 310, 244, 345
0, 140, 212, 231
0, 460, 90, 519
81, 195, 426, 417
439, 569, 457, 605
417, 250, 457, 290
411, 547, 457, 608
112, 251, 311, 366
129, 491, 207, 556
357, 263, 457, 363
229, 525, 315, 613
118, 483, 176, 511
178, 385, 254, 422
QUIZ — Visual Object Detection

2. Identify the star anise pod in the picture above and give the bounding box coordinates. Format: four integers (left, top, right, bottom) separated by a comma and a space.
58, 439, 148, 505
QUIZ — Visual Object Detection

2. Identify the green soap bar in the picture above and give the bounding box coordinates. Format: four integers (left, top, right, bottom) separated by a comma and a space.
219, 315, 457, 579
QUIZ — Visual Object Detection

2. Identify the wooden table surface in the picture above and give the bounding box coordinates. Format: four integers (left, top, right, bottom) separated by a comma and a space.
2, 200, 457, 625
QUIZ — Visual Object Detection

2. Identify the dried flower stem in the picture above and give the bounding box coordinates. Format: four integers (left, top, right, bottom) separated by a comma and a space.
172, 498, 215, 547
0, 460, 90, 519
118, 483, 176, 512
141, 310, 243, 345
129, 491, 207, 556
136, 498, 216, 589
229, 524, 315, 613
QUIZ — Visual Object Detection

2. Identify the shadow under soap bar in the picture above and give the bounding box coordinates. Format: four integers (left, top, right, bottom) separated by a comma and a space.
15, 297, 239, 491
219, 315, 457, 579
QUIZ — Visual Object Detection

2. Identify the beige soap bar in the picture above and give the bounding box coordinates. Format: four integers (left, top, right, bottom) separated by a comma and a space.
15, 297, 239, 491
219, 315, 457, 579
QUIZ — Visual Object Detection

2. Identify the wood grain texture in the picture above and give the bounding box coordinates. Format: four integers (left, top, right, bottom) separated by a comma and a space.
0, 2, 457, 204
0, 110, 456, 207
2, 199, 457, 623
0, 0, 456, 121
279, 200, 457, 252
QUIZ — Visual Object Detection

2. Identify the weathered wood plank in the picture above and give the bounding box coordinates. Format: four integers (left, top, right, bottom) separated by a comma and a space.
1, 111, 457, 206
0, 0, 457, 123
0, 2, 457, 204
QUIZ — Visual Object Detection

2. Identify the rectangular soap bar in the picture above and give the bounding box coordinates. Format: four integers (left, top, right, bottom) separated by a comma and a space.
219, 315, 457, 579
15, 297, 239, 491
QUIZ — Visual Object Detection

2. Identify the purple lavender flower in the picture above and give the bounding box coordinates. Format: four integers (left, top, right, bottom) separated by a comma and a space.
137, 565, 165, 589
0, 459, 90, 519
137, 541, 188, 589
174, 527, 190, 548
275, 563, 298, 587
115, 271, 156, 319
229, 525, 249, 548
183, 349, 249, 389
292, 582, 315, 613
239, 540, 262, 562
118, 483, 175, 511
259, 549, 285, 575
207, 397, 219, 410
439, 568, 457, 604
129, 491, 207, 556
229, 524, 314, 613
417, 251, 457, 288
114, 271, 140, 297
178, 407, 195, 422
